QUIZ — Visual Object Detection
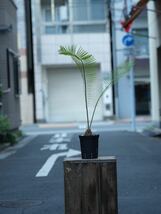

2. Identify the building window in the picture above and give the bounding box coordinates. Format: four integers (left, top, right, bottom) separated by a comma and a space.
41, 0, 69, 22
6, 49, 11, 89
13, 56, 20, 95
45, 24, 69, 34
6, 49, 20, 95
41, 0, 107, 34
72, 0, 106, 21
133, 29, 149, 57
73, 24, 106, 33
44, 9, 52, 22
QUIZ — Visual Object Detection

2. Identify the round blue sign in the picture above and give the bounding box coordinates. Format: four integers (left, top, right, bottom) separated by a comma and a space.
122, 34, 134, 47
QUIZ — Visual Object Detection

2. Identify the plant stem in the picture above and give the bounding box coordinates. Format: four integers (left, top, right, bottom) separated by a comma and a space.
89, 64, 131, 129
81, 60, 90, 130
89, 81, 112, 129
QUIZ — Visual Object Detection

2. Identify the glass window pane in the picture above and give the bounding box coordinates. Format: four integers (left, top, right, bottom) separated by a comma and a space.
41, 0, 50, 7
73, 24, 106, 33
90, 0, 106, 20
45, 26, 56, 34
133, 29, 149, 56
45, 9, 52, 22
55, 5, 69, 21
72, 0, 88, 21
45, 25, 69, 34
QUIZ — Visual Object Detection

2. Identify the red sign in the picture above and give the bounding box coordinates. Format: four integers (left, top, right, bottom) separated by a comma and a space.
121, 0, 149, 32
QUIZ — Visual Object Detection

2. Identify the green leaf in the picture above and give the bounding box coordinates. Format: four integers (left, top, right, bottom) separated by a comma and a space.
58, 45, 133, 134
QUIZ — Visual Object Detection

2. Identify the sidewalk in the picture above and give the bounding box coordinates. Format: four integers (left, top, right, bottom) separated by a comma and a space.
20, 116, 154, 135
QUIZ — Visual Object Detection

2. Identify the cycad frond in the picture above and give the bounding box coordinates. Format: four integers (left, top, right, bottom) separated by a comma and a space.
59, 46, 97, 85
89, 60, 134, 128
59, 45, 96, 64
59, 45, 98, 132
59, 45, 97, 96
59, 45, 133, 134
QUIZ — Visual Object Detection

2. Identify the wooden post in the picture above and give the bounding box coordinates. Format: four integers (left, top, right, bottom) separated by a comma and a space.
64, 157, 118, 214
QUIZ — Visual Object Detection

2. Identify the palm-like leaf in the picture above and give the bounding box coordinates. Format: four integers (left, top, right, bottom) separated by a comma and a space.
59, 45, 133, 135
59, 46, 97, 84
59, 45, 96, 64
89, 60, 134, 128
59, 45, 97, 133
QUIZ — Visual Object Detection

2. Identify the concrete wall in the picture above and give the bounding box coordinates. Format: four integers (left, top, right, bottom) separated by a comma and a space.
147, 1, 160, 125
16, 0, 34, 124
113, 0, 150, 119
31, 0, 113, 122
40, 33, 113, 120
0, 0, 21, 129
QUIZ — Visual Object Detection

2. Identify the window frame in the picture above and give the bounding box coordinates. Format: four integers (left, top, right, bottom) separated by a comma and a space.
41, 0, 107, 34
6, 48, 20, 96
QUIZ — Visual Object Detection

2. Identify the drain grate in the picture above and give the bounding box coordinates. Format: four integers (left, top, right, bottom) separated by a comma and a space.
0, 200, 43, 208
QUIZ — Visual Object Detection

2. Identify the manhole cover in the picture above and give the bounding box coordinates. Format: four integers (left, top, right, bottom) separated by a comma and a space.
0, 200, 43, 208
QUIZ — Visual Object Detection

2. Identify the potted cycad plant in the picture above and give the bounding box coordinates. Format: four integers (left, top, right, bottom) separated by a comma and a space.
59, 45, 132, 159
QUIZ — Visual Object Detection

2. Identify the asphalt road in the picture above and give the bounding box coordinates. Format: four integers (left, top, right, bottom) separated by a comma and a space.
0, 131, 161, 214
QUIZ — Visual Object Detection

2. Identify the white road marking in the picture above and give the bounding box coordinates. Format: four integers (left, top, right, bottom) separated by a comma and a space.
41, 144, 58, 151
49, 133, 71, 144
54, 133, 60, 138
41, 144, 68, 151
49, 138, 70, 143
62, 133, 67, 138
58, 144, 68, 150
36, 149, 80, 177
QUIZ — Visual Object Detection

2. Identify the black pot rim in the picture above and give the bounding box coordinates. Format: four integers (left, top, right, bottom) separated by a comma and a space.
79, 134, 99, 137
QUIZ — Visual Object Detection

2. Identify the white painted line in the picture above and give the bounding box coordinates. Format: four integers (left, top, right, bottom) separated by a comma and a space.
50, 144, 59, 150
78, 124, 86, 129
36, 152, 66, 177
49, 137, 71, 144
62, 133, 67, 138
41, 144, 57, 151
41, 144, 68, 151
58, 144, 68, 150
54, 133, 60, 138
22, 130, 81, 135
36, 149, 81, 177
78, 125, 97, 133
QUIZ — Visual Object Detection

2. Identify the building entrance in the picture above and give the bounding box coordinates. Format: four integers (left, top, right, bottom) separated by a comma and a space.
135, 83, 151, 115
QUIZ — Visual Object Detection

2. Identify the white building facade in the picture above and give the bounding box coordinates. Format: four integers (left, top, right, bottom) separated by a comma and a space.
16, 0, 34, 124
32, 0, 113, 123
147, 0, 161, 126
112, 0, 150, 120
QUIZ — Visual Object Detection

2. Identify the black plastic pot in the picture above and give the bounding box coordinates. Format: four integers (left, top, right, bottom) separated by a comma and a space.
79, 135, 99, 159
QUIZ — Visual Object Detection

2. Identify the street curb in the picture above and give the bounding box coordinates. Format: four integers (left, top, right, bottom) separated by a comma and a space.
0, 143, 10, 152
0, 135, 37, 153
142, 129, 161, 138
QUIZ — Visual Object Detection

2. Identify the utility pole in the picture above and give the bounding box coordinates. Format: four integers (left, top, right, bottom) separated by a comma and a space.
129, 51, 136, 131
108, 0, 119, 118
24, 0, 36, 123
128, 0, 136, 131
123, 0, 136, 131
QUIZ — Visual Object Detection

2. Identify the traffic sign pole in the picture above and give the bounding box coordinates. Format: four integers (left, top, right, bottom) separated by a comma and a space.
122, 33, 136, 132
129, 54, 136, 132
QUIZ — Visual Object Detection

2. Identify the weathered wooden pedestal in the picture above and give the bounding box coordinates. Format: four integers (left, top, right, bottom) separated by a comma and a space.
64, 157, 118, 214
